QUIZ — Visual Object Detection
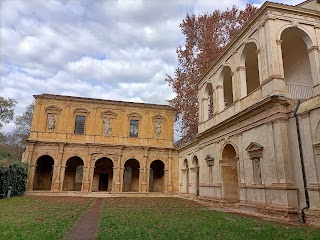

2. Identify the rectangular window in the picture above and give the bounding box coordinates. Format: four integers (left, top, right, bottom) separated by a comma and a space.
129, 120, 139, 137
74, 115, 86, 134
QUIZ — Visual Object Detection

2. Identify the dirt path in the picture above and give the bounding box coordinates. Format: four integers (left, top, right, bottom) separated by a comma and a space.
63, 198, 104, 240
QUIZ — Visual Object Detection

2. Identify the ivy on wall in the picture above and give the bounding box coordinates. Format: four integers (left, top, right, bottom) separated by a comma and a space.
0, 150, 28, 197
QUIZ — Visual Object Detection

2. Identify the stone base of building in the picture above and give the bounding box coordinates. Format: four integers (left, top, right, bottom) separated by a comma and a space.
239, 201, 299, 223
194, 196, 301, 223
305, 209, 320, 227
25, 190, 179, 198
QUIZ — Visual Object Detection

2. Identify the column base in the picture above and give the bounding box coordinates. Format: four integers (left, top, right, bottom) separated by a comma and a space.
52, 181, 61, 192
82, 182, 90, 192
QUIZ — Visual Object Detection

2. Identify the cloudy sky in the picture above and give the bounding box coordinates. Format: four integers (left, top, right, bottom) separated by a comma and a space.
1, 0, 301, 132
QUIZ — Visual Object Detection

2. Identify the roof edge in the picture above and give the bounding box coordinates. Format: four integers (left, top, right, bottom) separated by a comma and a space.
33, 94, 174, 110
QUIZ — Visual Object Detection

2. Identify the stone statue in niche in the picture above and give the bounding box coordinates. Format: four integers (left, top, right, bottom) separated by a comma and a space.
253, 157, 262, 185
104, 119, 112, 136
47, 114, 56, 130
155, 122, 161, 137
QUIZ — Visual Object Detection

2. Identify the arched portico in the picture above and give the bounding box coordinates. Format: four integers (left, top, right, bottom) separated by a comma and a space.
240, 42, 260, 96
123, 159, 140, 192
221, 144, 239, 201
149, 160, 165, 192
62, 156, 84, 191
220, 66, 234, 108
33, 155, 54, 190
280, 27, 317, 99
92, 158, 114, 192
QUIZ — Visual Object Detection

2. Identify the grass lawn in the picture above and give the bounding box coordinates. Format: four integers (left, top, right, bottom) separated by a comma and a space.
0, 196, 93, 240
98, 197, 320, 240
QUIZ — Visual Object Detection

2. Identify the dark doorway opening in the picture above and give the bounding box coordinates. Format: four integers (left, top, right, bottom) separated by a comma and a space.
99, 173, 109, 191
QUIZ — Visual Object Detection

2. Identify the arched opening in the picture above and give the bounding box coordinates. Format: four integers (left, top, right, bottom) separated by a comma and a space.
204, 83, 214, 120
192, 156, 200, 196
221, 144, 239, 200
281, 27, 314, 99
63, 156, 84, 191
33, 155, 54, 190
149, 160, 165, 192
123, 159, 140, 192
93, 158, 114, 192
241, 42, 260, 95
221, 66, 233, 108
184, 159, 189, 193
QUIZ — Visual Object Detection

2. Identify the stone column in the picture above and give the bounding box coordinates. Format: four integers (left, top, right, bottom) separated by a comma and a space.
81, 166, 90, 192
265, 18, 281, 76
258, 22, 268, 80
141, 148, 148, 192
52, 165, 60, 191
276, 39, 284, 78
265, 121, 278, 183
256, 48, 263, 85
237, 66, 247, 99
299, 112, 318, 184
53, 143, 65, 192
119, 167, 124, 192
59, 165, 66, 191
181, 169, 186, 193
216, 85, 224, 112
88, 164, 95, 192
114, 154, 122, 192
231, 71, 237, 102
199, 89, 204, 123
139, 168, 144, 192
25, 142, 36, 189
308, 46, 320, 91
164, 168, 168, 193
272, 118, 293, 184
167, 150, 173, 192
27, 164, 37, 191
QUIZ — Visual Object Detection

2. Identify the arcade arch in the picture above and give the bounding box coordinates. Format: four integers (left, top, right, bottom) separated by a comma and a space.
221, 144, 239, 200
281, 27, 314, 98
33, 155, 54, 190
221, 66, 233, 108
63, 156, 84, 191
123, 159, 140, 192
149, 160, 165, 192
93, 157, 114, 192
241, 42, 260, 95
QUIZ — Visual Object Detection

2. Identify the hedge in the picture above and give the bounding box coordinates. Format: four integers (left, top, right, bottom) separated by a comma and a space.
0, 150, 28, 197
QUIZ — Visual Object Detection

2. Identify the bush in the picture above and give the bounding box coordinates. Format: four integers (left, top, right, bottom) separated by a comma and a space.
0, 150, 28, 197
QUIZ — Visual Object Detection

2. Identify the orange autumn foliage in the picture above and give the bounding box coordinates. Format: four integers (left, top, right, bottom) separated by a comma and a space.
166, 4, 257, 143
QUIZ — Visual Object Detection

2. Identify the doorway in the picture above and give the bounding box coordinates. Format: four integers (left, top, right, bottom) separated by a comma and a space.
99, 173, 109, 191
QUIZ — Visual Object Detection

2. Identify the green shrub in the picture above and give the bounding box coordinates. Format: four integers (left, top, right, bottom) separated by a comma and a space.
0, 150, 28, 197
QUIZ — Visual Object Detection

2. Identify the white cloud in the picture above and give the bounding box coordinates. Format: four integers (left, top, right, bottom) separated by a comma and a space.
0, 0, 306, 134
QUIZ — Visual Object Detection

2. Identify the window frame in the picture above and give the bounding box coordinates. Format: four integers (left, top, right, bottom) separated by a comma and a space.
127, 112, 142, 138
74, 115, 86, 134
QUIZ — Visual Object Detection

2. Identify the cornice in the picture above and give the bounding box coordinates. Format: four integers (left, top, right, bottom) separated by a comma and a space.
29, 140, 176, 152
34, 94, 174, 111
197, 95, 291, 140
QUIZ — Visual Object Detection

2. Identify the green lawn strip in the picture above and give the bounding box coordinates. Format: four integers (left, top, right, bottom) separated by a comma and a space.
0, 196, 93, 240
98, 198, 320, 240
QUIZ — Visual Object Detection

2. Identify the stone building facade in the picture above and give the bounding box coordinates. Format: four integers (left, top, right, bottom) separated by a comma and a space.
179, 0, 320, 225
23, 94, 179, 194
